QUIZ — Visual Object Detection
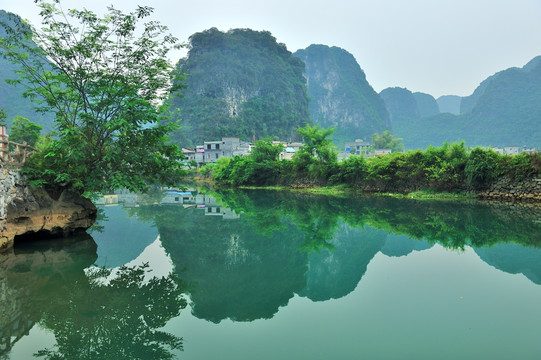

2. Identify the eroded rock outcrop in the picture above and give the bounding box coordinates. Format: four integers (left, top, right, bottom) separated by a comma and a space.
0, 169, 96, 251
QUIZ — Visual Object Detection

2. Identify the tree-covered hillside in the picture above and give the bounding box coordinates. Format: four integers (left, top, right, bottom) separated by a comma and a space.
464, 57, 541, 147
412, 92, 439, 118
379, 87, 420, 137
0, 10, 54, 133
294, 45, 390, 147
394, 57, 541, 149
167, 28, 311, 146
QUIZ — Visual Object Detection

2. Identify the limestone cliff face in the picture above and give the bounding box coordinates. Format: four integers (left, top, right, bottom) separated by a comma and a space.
167, 28, 311, 146
0, 170, 96, 251
294, 45, 390, 146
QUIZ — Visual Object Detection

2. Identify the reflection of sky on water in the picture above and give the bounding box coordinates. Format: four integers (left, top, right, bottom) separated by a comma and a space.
123, 236, 174, 278
85, 236, 174, 283
9, 326, 55, 360
88, 203, 175, 282
91, 205, 158, 268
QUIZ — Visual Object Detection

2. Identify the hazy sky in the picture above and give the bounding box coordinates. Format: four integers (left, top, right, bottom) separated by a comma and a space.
1, 0, 541, 98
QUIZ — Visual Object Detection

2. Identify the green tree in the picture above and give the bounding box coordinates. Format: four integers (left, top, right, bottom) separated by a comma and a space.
294, 124, 337, 179
251, 137, 283, 163
330, 155, 368, 185
372, 130, 404, 152
0, 1, 185, 194
465, 147, 503, 189
9, 115, 42, 146
296, 124, 337, 164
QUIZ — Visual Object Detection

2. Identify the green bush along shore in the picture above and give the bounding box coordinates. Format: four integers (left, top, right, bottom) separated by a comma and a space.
201, 126, 541, 198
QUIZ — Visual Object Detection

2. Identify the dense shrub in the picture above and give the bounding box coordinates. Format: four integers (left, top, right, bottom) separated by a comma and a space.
465, 148, 504, 189
422, 142, 468, 189
506, 152, 541, 181
212, 138, 539, 192
330, 156, 368, 184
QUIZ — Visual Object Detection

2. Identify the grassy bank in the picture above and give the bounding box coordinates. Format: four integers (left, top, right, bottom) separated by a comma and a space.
234, 184, 476, 201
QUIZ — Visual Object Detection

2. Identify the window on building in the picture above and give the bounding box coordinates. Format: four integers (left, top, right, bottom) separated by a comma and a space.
216, 153, 219, 159
207, 144, 211, 150
174, 197, 179, 201
216, 144, 220, 150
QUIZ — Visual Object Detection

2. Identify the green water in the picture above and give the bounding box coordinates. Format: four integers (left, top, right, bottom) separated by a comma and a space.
3, 189, 541, 359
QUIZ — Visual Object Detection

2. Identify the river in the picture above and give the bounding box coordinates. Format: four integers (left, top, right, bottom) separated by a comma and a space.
2, 189, 541, 359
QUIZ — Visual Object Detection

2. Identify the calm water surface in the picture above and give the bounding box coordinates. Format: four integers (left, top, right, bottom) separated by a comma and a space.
3, 189, 541, 359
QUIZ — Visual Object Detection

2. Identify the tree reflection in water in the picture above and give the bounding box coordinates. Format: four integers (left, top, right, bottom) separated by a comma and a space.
35, 263, 186, 360
0, 233, 186, 360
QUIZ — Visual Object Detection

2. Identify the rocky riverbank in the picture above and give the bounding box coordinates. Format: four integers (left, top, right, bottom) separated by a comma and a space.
0, 169, 97, 251
477, 177, 541, 202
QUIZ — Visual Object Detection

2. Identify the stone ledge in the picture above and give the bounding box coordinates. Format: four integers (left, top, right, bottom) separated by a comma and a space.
0, 170, 96, 251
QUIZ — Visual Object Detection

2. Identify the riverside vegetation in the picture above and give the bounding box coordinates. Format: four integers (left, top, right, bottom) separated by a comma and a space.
204, 125, 541, 198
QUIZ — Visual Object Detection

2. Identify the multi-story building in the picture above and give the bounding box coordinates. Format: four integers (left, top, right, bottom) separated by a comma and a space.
193, 137, 252, 164
344, 139, 371, 156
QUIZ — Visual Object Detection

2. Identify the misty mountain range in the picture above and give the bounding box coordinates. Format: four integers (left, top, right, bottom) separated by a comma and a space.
1, 9, 539, 149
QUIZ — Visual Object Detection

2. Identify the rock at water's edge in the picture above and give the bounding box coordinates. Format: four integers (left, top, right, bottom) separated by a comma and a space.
0, 175, 97, 251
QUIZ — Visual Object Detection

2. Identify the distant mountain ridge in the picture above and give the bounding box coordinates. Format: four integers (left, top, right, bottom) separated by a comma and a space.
168, 37, 540, 150
379, 87, 421, 133
461, 56, 541, 115
293, 45, 390, 146
381, 56, 541, 149
436, 95, 461, 115
413, 92, 439, 118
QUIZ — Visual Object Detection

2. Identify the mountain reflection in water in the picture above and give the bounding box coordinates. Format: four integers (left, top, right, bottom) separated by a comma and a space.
2, 189, 541, 359
130, 189, 541, 323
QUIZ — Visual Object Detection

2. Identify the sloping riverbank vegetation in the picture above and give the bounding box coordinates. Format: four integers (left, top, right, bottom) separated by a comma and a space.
204, 125, 541, 197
